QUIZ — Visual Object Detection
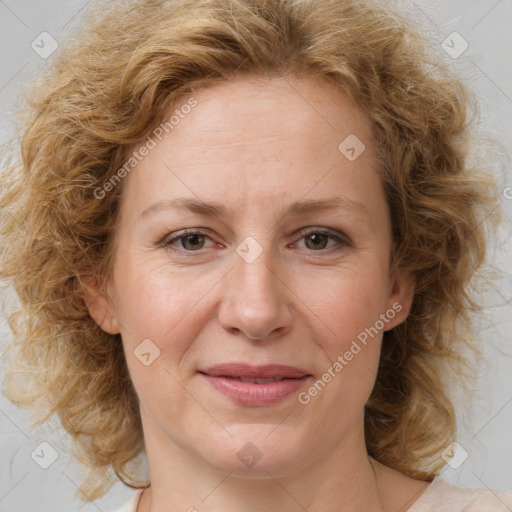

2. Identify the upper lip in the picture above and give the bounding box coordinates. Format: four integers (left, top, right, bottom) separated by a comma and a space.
200, 363, 311, 379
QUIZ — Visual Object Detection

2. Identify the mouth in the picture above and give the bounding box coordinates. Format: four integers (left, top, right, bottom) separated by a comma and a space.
209, 376, 297, 384
198, 363, 313, 406
199, 363, 312, 380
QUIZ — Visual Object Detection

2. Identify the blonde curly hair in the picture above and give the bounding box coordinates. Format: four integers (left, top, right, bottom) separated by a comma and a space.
0, 0, 501, 501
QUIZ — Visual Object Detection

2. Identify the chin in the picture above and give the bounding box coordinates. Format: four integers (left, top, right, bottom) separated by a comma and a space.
199, 426, 311, 478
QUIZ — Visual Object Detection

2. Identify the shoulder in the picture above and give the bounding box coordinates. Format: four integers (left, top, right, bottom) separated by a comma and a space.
409, 477, 512, 511
109, 489, 144, 512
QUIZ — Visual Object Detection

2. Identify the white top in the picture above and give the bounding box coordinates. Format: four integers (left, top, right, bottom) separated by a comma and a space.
112, 478, 512, 511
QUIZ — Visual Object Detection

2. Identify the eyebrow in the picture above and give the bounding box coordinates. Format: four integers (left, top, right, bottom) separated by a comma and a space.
139, 196, 368, 220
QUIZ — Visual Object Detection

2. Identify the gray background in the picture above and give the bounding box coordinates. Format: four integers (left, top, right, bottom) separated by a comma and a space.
0, 0, 511, 511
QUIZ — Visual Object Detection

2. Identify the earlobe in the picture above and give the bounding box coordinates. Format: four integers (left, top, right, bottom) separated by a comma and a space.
385, 268, 415, 331
80, 275, 121, 335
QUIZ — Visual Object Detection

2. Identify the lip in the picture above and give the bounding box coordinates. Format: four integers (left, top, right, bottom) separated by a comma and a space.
199, 363, 312, 406
200, 363, 310, 379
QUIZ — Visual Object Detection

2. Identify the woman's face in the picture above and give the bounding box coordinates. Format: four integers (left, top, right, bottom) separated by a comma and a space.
86, 76, 413, 478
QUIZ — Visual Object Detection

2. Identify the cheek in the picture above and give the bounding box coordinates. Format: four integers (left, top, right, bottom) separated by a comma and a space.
113, 268, 206, 406
113, 245, 391, 376
111, 255, 222, 370
296, 263, 390, 352
112, 251, 195, 332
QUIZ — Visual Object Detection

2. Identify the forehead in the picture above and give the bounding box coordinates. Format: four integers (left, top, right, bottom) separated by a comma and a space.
179, 75, 374, 149
120, 75, 383, 220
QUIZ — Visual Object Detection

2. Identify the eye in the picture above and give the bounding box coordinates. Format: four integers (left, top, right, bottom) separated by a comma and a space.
160, 227, 350, 254
163, 230, 216, 251
293, 228, 349, 252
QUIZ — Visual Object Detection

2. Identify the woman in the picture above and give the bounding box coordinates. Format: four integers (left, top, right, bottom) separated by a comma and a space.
1, 0, 511, 511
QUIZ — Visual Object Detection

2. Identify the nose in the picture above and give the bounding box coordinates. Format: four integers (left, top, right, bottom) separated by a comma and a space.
217, 245, 293, 341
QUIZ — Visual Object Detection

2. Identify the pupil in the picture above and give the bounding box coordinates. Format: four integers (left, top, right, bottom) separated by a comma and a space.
306, 233, 327, 250
183, 234, 204, 250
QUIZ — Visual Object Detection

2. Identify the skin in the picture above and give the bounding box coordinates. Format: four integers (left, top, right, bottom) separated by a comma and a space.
85, 75, 431, 511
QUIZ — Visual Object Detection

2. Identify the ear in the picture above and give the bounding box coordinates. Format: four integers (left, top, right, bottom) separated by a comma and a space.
384, 266, 415, 331
80, 274, 121, 335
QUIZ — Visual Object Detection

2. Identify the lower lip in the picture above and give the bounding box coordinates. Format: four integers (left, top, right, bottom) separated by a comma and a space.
201, 374, 310, 406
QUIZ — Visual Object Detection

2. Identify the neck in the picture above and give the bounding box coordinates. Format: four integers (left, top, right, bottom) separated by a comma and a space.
137, 416, 386, 512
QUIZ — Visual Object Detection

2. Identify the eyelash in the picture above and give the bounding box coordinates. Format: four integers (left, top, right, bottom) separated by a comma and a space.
160, 228, 350, 255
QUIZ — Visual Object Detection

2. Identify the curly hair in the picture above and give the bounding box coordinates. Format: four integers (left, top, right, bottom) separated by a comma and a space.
0, 0, 501, 501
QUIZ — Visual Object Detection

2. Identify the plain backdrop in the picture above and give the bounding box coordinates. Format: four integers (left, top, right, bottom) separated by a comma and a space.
0, 1, 511, 511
